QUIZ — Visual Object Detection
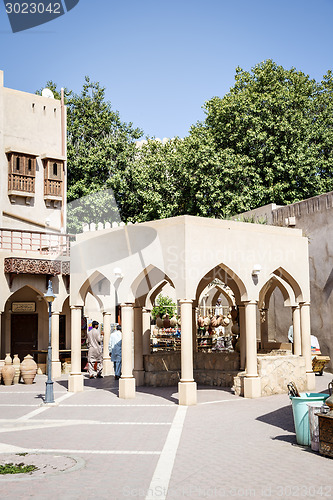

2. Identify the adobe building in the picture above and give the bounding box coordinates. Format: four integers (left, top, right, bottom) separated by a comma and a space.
0, 71, 318, 405
239, 192, 333, 372
0, 70, 70, 378
69, 216, 315, 403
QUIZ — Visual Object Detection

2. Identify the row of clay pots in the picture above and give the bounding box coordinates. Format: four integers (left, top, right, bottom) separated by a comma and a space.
156, 314, 180, 329
0, 354, 37, 386
198, 315, 231, 328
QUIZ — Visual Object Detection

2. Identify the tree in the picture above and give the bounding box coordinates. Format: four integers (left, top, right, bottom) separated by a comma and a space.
37, 78, 142, 231
202, 60, 325, 208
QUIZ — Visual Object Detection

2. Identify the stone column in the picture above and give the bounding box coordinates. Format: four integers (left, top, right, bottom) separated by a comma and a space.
292, 305, 301, 356
178, 299, 197, 406
68, 306, 84, 392
260, 308, 268, 349
238, 304, 246, 370
51, 312, 61, 378
0, 311, 2, 359
244, 301, 261, 398
142, 308, 151, 356
300, 302, 315, 390
133, 306, 145, 386
192, 306, 198, 353
102, 312, 113, 376
119, 303, 135, 399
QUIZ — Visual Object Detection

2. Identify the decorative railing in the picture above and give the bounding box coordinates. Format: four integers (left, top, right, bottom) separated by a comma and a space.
8, 173, 35, 193
44, 179, 62, 197
0, 228, 73, 256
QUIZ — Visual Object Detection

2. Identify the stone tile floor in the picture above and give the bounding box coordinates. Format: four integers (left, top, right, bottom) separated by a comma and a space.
0, 372, 332, 499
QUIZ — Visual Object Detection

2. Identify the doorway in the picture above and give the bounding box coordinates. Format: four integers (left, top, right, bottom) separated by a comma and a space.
11, 314, 38, 361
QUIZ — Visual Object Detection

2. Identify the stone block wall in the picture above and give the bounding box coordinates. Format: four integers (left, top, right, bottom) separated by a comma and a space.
258, 353, 307, 396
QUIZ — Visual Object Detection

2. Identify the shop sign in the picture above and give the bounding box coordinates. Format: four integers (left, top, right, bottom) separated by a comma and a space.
12, 302, 36, 313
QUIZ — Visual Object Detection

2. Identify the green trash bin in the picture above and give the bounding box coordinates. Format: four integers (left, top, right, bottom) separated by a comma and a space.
290, 393, 329, 446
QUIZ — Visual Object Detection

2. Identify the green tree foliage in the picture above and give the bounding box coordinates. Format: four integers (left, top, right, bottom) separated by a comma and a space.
38, 61, 333, 225
151, 294, 176, 320
37, 78, 142, 231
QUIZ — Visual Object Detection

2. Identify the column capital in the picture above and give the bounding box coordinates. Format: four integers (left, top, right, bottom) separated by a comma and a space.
142, 308, 151, 313
299, 302, 311, 307
70, 305, 82, 310
120, 303, 134, 308
52, 311, 61, 316
103, 311, 112, 316
243, 300, 257, 306
179, 299, 193, 305
291, 304, 301, 310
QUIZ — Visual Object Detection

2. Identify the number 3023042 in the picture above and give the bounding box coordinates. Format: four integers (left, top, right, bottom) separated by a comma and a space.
5, 3, 62, 14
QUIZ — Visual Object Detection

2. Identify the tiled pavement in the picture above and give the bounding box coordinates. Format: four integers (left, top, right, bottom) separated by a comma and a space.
0, 373, 332, 500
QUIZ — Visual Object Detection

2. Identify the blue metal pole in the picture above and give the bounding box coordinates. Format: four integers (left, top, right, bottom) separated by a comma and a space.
45, 300, 54, 403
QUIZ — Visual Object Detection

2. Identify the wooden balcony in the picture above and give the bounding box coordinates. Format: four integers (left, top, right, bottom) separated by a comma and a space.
8, 173, 35, 202
44, 178, 63, 203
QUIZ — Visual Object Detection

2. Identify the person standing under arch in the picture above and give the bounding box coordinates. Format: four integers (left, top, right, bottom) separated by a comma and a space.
109, 324, 122, 380
87, 320, 103, 378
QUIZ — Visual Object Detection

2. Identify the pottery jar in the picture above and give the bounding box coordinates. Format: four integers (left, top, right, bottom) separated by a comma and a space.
13, 354, 21, 384
2, 355, 15, 386
20, 354, 37, 384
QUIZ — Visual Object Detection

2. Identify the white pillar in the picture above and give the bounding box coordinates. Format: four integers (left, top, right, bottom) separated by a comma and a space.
0, 312, 2, 359
51, 312, 61, 378
292, 305, 301, 356
142, 308, 151, 356
178, 299, 197, 406
238, 305, 246, 370
119, 304, 135, 399
133, 306, 145, 386
300, 302, 315, 390
102, 312, 113, 376
244, 301, 261, 398
260, 308, 268, 349
68, 306, 84, 392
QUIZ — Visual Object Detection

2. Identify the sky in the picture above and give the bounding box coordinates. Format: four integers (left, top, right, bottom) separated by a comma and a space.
0, 0, 333, 139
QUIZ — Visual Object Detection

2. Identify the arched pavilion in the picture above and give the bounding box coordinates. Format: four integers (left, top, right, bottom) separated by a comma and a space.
69, 215, 314, 404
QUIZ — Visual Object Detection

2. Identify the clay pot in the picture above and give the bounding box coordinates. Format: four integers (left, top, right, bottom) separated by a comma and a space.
156, 316, 163, 328
163, 314, 171, 328
20, 354, 37, 384
231, 323, 240, 335
221, 316, 230, 327
2, 356, 15, 386
4, 353, 12, 365
170, 316, 177, 328
13, 355, 21, 384
203, 317, 211, 327
197, 316, 205, 327
211, 316, 218, 328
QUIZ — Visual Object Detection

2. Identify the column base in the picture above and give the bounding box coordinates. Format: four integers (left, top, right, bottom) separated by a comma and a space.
306, 371, 316, 391
51, 361, 62, 379
178, 381, 197, 406
68, 373, 84, 392
102, 357, 113, 376
133, 369, 145, 387
119, 377, 136, 399
244, 376, 261, 398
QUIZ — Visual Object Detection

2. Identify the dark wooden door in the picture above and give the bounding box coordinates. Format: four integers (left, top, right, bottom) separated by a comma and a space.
11, 314, 38, 361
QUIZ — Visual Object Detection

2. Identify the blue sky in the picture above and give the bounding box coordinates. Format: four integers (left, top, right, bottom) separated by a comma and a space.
1, 0, 333, 139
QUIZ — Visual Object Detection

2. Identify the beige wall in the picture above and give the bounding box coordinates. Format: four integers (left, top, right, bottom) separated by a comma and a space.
0, 69, 66, 232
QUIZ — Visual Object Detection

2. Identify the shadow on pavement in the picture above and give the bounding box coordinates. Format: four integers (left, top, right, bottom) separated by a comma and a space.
256, 404, 295, 432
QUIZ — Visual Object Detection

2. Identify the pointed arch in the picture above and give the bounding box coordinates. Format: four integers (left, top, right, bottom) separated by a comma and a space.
259, 274, 296, 309
77, 270, 111, 310
131, 265, 175, 307
195, 263, 248, 305
272, 267, 303, 302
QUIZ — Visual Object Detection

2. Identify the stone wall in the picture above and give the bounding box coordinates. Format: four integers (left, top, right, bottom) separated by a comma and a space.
143, 351, 240, 387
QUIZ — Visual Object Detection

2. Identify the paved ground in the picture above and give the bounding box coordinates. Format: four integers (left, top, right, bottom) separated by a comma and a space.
0, 373, 332, 500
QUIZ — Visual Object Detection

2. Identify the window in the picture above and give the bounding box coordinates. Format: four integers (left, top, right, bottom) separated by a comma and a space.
16, 157, 20, 171
28, 158, 32, 172
53, 162, 58, 177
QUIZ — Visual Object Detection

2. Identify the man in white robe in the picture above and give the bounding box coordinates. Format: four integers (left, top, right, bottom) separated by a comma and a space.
87, 321, 103, 378
109, 324, 122, 380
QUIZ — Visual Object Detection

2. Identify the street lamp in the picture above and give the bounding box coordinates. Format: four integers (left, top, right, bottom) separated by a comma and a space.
44, 280, 56, 404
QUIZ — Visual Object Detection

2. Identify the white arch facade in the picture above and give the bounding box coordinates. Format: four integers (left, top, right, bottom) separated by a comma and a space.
69, 215, 314, 401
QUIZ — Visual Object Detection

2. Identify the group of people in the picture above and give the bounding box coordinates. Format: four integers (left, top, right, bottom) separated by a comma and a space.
87, 321, 122, 379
